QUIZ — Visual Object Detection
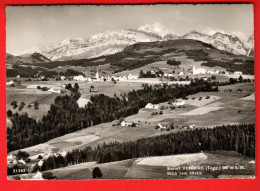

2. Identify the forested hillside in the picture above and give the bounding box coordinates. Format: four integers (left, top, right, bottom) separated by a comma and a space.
7, 79, 218, 152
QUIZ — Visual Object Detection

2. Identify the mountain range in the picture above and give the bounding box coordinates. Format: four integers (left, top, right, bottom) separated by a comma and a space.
16, 23, 254, 61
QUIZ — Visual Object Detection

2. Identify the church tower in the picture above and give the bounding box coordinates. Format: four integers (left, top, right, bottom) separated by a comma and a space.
193, 65, 196, 74
96, 67, 99, 79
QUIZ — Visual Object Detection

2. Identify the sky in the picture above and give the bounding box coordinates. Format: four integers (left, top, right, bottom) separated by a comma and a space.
6, 4, 254, 55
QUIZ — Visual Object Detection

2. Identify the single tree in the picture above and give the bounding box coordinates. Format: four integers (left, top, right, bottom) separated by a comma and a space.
74, 83, 79, 90
238, 75, 243, 82
7, 109, 12, 117
34, 101, 39, 110
92, 167, 102, 179
16, 150, 30, 160
38, 155, 43, 160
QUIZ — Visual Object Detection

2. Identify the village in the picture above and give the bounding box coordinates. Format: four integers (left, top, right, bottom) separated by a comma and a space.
6, 64, 249, 97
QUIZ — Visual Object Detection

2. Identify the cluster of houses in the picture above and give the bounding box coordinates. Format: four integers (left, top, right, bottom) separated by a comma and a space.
164, 65, 242, 76
7, 154, 26, 165
145, 100, 185, 110
192, 65, 230, 75
155, 123, 197, 131
72, 70, 139, 82
163, 65, 232, 77
192, 65, 243, 75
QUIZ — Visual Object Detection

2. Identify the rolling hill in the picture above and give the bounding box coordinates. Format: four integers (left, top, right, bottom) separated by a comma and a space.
6, 52, 51, 65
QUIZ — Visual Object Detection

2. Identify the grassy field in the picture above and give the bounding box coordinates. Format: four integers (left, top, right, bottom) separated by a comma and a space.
9, 82, 255, 160
9, 151, 254, 180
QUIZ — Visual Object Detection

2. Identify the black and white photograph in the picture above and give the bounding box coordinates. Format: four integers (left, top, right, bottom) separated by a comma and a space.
6, 4, 255, 180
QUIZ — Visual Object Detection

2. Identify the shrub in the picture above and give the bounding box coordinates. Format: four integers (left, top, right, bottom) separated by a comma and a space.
131, 123, 136, 127
11, 101, 18, 109
34, 101, 39, 110
199, 97, 202, 100
182, 95, 187, 100
170, 106, 175, 110
159, 111, 163, 115
160, 105, 165, 110
151, 112, 158, 115
42, 172, 56, 180
18, 105, 24, 111
25, 158, 31, 163
205, 96, 210, 99
41, 87, 49, 91
119, 117, 125, 123
92, 167, 102, 179
169, 122, 174, 129
7, 109, 12, 117
211, 75, 216, 80
38, 155, 43, 160
16, 150, 29, 160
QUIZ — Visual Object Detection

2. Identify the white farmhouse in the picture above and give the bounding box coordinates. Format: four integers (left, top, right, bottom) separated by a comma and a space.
207, 69, 220, 74
188, 124, 197, 129
172, 100, 185, 106
234, 71, 243, 75
6, 80, 14, 85
157, 123, 167, 130
128, 73, 138, 80
145, 103, 160, 109
121, 121, 133, 127
193, 65, 207, 74
73, 75, 86, 81
32, 171, 44, 180
18, 159, 26, 164
48, 87, 61, 93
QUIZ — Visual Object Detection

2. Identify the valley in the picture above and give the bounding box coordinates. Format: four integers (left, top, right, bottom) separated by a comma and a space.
6, 23, 255, 180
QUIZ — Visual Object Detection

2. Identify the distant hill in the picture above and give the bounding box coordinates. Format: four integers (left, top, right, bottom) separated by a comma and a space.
6, 52, 51, 65
18, 39, 254, 75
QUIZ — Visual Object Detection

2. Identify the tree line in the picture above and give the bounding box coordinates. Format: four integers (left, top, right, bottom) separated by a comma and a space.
34, 124, 254, 172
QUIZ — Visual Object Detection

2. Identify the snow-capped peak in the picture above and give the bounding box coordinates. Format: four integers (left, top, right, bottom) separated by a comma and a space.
231, 31, 254, 49
138, 23, 172, 37
21, 47, 42, 56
